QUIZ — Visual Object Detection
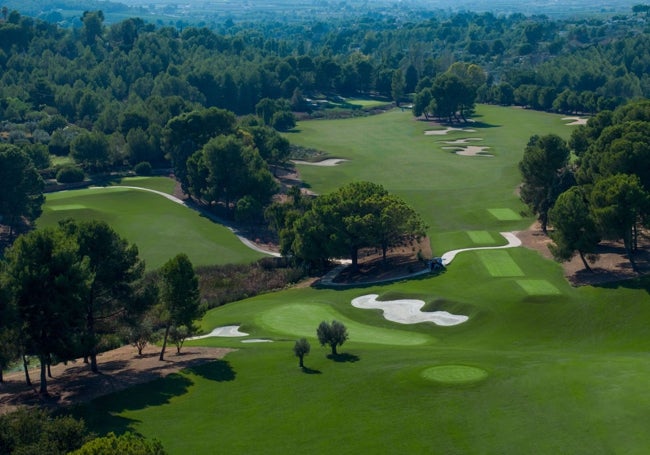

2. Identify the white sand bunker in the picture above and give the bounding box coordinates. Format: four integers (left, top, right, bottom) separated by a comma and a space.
442, 138, 483, 145
562, 116, 588, 126
291, 158, 348, 166
443, 145, 493, 157
241, 339, 273, 343
188, 325, 249, 340
425, 127, 476, 135
351, 294, 468, 326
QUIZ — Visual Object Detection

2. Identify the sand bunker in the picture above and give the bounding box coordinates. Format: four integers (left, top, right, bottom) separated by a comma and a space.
241, 339, 273, 343
425, 127, 476, 135
442, 138, 483, 145
562, 116, 588, 126
188, 325, 249, 339
351, 294, 468, 326
443, 145, 493, 157
291, 158, 348, 166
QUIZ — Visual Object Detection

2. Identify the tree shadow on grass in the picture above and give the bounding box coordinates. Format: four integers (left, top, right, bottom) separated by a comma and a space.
70, 373, 194, 435
300, 366, 322, 375
327, 353, 360, 363
185, 360, 236, 382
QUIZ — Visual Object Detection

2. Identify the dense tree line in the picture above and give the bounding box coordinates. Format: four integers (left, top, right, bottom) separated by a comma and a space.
520, 99, 650, 270
0, 7, 649, 230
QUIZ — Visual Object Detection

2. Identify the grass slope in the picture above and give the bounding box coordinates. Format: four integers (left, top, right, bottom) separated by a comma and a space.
38, 182, 263, 269
71, 107, 650, 454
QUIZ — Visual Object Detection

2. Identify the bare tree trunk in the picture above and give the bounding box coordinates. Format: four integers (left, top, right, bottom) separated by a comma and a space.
578, 251, 592, 272
159, 324, 170, 361
39, 355, 48, 396
23, 354, 31, 386
47, 354, 52, 378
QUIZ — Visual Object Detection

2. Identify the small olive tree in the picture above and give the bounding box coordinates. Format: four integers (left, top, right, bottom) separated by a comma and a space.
293, 338, 311, 368
317, 320, 348, 356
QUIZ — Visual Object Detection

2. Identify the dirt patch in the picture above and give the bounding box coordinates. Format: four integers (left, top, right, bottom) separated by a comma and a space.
517, 222, 650, 286
0, 345, 233, 414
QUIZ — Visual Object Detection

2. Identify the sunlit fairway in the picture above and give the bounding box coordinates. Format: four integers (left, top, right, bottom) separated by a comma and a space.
38, 182, 264, 269
257, 303, 432, 345
286, 104, 572, 252
71, 106, 650, 453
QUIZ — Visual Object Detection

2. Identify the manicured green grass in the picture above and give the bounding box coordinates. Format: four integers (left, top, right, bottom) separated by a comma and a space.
286, 104, 575, 252
257, 302, 432, 345
71, 106, 650, 454
476, 250, 525, 277
466, 230, 495, 244
38, 185, 263, 269
115, 176, 177, 194
488, 207, 522, 221
516, 279, 561, 295
421, 364, 488, 384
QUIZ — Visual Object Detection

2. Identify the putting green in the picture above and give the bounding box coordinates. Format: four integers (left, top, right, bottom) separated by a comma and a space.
516, 279, 560, 295
488, 208, 522, 221
467, 230, 495, 244
421, 365, 488, 384
257, 303, 433, 346
477, 250, 524, 277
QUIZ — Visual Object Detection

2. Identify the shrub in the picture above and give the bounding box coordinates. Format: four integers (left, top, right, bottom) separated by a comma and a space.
134, 161, 152, 176
56, 165, 85, 183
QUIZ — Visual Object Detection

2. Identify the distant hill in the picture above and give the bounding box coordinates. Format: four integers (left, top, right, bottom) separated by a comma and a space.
0, 0, 644, 27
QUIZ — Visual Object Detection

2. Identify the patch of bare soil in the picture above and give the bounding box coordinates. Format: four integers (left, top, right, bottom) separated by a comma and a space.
0, 345, 233, 414
517, 222, 650, 286
334, 238, 433, 284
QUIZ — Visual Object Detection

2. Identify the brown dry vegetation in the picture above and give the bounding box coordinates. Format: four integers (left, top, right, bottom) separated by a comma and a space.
517, 222, 650, 286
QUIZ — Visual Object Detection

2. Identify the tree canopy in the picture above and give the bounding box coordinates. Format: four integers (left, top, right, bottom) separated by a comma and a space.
316, 320, 348, 356
519, 134, 573, 233
0, 145, 44, 237
157, 253, 202, 361
282, 182, 426, 270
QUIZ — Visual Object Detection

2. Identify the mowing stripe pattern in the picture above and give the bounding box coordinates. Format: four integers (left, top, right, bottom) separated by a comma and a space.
476, 250, 524, 277
488, 208, 522, 221
516, 279, 560, 295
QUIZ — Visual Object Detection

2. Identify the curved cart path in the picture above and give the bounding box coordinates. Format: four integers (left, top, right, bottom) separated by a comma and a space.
90, 185, 281, 257
440, 232, 522, 266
